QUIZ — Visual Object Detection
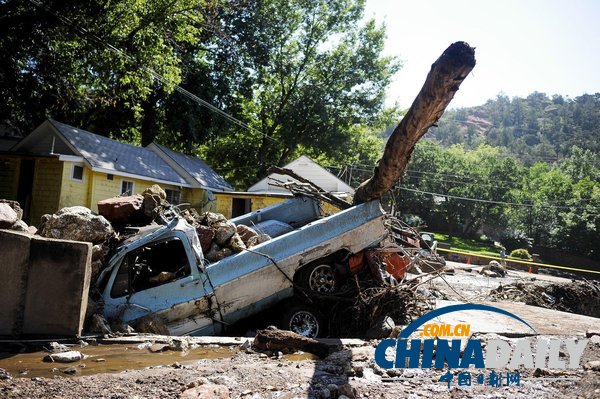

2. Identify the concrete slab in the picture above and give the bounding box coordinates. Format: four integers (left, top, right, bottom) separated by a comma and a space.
21, 236, 92, 336
428, 300, 600, 337
0, 230, 31, 335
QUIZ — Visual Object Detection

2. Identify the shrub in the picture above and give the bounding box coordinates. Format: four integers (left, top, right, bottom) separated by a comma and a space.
500, 229, 532, 252
510, 249, 532, 260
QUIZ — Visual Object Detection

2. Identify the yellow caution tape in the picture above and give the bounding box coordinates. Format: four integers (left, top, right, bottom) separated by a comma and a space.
436, 247, 600, 275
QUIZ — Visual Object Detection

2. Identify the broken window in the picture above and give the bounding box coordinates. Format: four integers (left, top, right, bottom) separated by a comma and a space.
111, 237, 191, 298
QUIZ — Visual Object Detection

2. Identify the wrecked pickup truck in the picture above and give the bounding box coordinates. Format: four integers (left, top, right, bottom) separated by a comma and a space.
96, 196, 405, 338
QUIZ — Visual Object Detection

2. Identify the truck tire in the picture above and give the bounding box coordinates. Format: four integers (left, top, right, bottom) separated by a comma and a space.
298, 263, 337, 294
280, 305, 326, 338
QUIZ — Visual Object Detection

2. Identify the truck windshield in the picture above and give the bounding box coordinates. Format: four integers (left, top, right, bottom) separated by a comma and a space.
111, 237, 191, 298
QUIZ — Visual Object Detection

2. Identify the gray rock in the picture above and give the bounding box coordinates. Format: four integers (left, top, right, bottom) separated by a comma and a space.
0, 199, 23, 220
584, 360, 600, 371
87, 314, 112, 335
43, 350, 83, 363
47, 342, 69, 353
213, 222, 236, 246
201, 212, 227, 226
247, 233, 271, 248
141, 184, 167, 217
365, 315, 395, 339
40, 206, 113, 243
11, 219, 29, 232
0, 203, 18, 228
227, 233, 246, 252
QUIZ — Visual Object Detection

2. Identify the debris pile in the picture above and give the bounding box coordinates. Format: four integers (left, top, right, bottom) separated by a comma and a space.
490, 280, 600, 317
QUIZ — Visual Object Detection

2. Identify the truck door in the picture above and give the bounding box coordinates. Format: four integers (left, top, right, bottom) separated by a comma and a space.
103, 231, 219, 336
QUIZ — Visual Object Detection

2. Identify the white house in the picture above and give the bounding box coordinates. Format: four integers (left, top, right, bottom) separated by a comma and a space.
247, 155, 354, 196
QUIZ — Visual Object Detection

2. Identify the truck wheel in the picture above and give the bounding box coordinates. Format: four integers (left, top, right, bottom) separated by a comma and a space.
281, 306, 325, 338
307, 264, 336, 293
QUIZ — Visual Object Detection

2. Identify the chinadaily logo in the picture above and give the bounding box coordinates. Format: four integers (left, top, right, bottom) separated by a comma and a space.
375, 304, 589, 390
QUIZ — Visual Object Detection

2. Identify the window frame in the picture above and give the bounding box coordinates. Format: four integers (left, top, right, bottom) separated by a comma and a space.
70, 163, 84, 182
120, 180, 134, 195
165, 189, 181, 205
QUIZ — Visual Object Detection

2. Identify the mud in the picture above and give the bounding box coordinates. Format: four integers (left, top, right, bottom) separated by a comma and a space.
0, 344, 234, 379
489, 280, 600, 317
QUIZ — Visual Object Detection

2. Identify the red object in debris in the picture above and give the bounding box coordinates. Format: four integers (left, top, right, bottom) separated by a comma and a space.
383, 252, 410, 280
466, 257, 471, 264
348, 252, 365, 274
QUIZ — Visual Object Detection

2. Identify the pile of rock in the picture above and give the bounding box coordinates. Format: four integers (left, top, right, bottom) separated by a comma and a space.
193, 212, 270, 262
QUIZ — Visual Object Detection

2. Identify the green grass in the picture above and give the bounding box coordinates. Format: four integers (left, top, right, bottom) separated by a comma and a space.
431, 232, 500, 257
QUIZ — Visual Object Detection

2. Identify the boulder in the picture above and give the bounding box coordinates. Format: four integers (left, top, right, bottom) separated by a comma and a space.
247, 234, 271, 248
196, 225, 215, 253
10, 219, 29, 233
40, 206, 113, 243
142, 184, 167, 217
97, 194, 146, 225
200, 211, 227, 226
205, 243, 232, 262
87, 314, 112, 335
0, 203, 18, 228
0, 200, 23, 220
43, 350, 84, 363
236, 225, 258, 243
213, 222, 236, 246
228, 233, 246, 252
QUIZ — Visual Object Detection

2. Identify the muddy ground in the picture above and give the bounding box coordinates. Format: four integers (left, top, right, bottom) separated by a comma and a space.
1, 263, 600, 399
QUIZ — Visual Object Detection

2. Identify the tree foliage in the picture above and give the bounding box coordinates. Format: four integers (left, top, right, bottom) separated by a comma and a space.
0, 0, 398, 188
428, 92, 600, 164
396, 141, 600, 260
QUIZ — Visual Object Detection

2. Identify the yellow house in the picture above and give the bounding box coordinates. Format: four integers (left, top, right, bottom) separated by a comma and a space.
0, 119, 232, 226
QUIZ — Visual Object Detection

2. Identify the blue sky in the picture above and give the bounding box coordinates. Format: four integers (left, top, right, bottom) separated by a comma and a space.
363, 0, 600, 109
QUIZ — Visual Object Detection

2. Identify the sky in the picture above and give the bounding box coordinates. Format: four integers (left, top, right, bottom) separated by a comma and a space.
363, 0, 600, 109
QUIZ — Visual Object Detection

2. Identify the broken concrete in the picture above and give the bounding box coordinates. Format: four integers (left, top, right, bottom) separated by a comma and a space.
21, 236, 92, 336
0, 230, 91, 337
0, 230, 31, 336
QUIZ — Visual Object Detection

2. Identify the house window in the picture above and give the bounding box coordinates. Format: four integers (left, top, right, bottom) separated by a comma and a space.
71, 164, 84, 182
165, 189, 181, 204
121, 180, 134, 195
107, 174, 114, 180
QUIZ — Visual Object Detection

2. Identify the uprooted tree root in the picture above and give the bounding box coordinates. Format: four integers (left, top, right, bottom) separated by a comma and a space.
489, 280, 600, 318
328, 278, 435, 337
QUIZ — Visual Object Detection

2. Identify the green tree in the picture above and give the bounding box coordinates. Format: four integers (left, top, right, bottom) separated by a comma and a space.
0, 0, 206, 142
200, 0, 400, 187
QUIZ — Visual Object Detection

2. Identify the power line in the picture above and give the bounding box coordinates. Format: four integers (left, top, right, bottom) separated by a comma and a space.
398, 186, 598, 213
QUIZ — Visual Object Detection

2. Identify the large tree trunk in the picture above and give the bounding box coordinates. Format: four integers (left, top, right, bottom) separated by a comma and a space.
353, 42, 476, 205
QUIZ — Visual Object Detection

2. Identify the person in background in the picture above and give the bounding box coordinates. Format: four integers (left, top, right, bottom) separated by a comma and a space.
500, 246, 506, 266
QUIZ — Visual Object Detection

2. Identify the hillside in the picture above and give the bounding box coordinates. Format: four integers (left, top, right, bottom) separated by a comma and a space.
428, 92, 600, 164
